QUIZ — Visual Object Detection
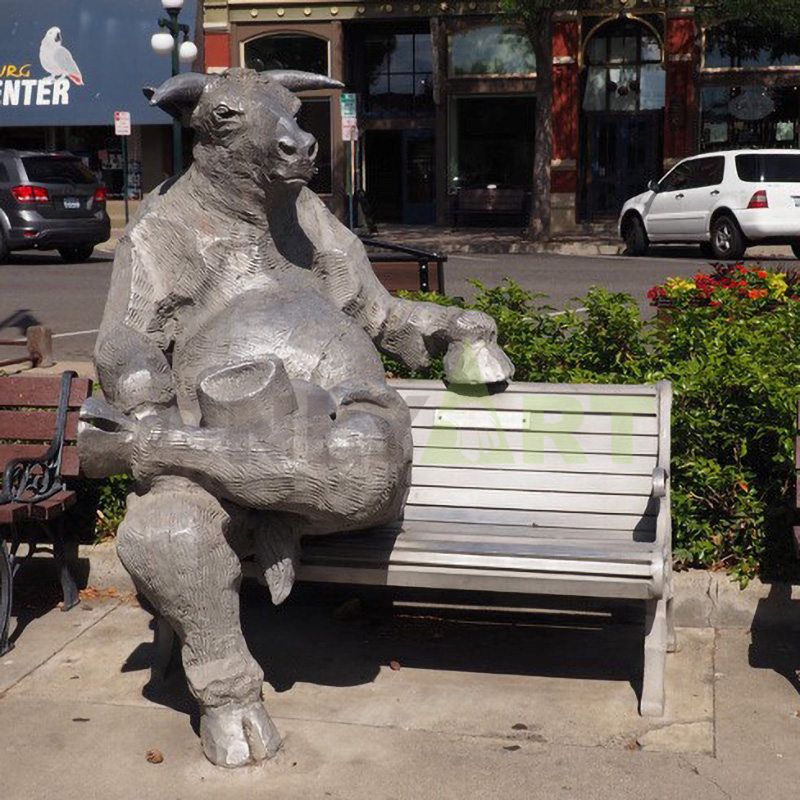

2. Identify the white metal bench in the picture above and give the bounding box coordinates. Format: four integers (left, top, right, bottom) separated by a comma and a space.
299, 379, 675, 716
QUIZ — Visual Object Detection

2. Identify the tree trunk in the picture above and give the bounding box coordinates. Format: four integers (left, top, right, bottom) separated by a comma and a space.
526, 14, 554, 241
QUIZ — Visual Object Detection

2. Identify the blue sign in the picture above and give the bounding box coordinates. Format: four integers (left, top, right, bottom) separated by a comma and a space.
0, 0, 198, 126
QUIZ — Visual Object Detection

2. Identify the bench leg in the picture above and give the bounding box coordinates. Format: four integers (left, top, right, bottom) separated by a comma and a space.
51, 519, 80, 612
641, 596, 667, 717
0, 537, 13, 656
666, 595, 678, 654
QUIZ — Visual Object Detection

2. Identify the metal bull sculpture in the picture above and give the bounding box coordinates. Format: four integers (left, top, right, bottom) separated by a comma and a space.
77, 67, 514, 768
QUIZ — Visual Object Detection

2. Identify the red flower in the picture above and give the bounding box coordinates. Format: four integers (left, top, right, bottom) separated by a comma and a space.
756, 270, 768, 279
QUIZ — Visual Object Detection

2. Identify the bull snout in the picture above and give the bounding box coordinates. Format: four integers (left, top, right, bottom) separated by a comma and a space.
277, 132, 318, 161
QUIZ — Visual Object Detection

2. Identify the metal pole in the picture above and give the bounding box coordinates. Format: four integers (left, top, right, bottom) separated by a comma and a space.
168, 8, 183, 175
121, 135, 129, 224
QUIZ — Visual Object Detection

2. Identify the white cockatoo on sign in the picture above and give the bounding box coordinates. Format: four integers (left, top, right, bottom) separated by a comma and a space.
39, 27, 83, 86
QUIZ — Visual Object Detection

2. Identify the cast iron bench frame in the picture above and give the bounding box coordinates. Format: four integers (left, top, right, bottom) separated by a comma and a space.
298, 378, 676, 717
0, 370, 92, 655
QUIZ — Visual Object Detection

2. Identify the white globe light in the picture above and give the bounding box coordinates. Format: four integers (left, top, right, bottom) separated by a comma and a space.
151, 32, 174, 55
161, 0, 184, 9
179, 40, 198, 63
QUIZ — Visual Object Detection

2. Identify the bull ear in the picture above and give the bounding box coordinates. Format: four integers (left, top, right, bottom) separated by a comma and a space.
261, 70, 344, 92
143, 72, 209, 118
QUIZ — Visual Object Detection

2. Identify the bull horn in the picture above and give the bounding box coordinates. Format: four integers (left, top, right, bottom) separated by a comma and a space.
143, 72, 209, 118
261, 70, 344, 92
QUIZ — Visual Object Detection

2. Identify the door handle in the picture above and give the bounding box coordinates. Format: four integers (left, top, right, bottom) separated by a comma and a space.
675, 193, 684, 199
710, 190, 720, 196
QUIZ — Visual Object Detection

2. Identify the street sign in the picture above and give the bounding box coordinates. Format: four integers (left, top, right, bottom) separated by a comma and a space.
340, 93, 357, 121
114, 110, 131, 136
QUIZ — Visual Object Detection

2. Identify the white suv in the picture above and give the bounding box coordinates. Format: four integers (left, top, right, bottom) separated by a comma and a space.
619, 149, 800, 260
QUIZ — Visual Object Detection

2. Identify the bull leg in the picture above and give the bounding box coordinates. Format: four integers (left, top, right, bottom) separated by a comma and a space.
117, 476, 280, 768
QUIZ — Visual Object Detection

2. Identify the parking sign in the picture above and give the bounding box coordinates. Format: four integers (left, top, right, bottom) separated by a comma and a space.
114, 110, 131, 136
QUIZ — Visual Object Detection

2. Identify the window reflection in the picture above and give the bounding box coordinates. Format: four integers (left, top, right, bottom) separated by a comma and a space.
448, 24, 536, 76
362, 31, 433, 115
244, 34, 329, 75
704, 23, 800, 69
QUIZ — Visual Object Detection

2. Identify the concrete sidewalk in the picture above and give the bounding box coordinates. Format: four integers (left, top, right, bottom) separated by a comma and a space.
1, 564, 799, 799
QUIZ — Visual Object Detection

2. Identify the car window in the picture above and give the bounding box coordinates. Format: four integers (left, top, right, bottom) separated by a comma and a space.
0, 163, 8, 183
21, 156, 95, 185
659, 162, 693, 192
736, 154, 800, 182
689, 156, 725, 188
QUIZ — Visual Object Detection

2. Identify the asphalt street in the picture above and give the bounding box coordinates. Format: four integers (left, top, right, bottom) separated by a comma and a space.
2, 245, 799, 362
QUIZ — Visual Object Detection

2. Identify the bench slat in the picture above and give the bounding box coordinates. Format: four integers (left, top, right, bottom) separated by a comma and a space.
0, 444, 80, 477
412, 448, 657, 475
0, 501, 32, 524
0, 376, 91, 408
394, 380, 658, 397
410, 466, 653, 496
0, 410, 79, 442
295, 563, 656, 599
409, 408, 658, 436
29, 490, 77, 520
412, 428, 659, 456
404, 504, 655, 531
407, 486, 656, 515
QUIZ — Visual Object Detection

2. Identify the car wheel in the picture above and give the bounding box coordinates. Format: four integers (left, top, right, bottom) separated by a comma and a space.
623, 215, 649, 257
710, 214, 746, 261
791, 242, 800, 260
699, 242, 714, 259
58, 245, 94, 263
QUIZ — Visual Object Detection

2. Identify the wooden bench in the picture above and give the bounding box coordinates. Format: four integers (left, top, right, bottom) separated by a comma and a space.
299, 379, 675, 716
0, 370, 92, 655
363, 239, 446, 295
450, 188, 531, 227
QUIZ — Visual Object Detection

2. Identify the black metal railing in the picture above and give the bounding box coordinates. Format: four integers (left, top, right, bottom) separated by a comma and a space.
361, 238, 447, 295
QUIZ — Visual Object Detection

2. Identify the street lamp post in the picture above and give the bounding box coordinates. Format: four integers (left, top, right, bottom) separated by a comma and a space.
151, 0, 198, 175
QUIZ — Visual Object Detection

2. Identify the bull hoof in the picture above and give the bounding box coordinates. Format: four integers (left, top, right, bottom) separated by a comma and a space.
200, 700, 281, 768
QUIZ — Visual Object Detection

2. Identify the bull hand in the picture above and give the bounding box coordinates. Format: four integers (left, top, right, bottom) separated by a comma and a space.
443, 310, 514, 385
77, 397, 139, 478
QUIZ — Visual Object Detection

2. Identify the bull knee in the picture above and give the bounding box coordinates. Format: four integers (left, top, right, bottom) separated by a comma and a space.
117, 478, 238, 600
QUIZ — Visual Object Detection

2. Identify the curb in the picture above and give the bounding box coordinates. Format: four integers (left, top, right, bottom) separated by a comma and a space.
70, 545, 800, 631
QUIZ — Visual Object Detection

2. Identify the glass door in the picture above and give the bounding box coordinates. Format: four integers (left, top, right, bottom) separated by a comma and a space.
402, 130, 435, 224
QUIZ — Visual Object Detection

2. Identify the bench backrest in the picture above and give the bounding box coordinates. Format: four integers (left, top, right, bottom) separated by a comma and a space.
395, 379, 670, 535
0, 373, 92, 478
456, 189, 528, 213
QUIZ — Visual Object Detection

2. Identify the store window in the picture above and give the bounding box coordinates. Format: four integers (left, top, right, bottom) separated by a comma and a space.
448, 24, 536, 76
243, 33, 329, 75
582, 19, 665, 112
700, 86, 800, 150
449, 95, 535, 190
703, 23, 800, 69
359, 31, 433, 115
297, 98, 332, 194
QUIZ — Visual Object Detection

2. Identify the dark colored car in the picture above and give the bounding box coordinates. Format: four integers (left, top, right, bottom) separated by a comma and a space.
0, 149, 111, 263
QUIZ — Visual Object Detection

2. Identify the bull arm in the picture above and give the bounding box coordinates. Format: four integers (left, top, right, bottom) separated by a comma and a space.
293, 190, 514, 384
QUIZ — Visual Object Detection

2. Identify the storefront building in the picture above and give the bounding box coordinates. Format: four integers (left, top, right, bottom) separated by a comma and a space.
202, 0, 800, 231
0, 0, 200, 199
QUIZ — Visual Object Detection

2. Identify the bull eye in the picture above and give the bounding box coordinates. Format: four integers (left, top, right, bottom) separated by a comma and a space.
213, 104, 238, 120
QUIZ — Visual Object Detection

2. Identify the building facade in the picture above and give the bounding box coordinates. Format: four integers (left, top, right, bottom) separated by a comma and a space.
203, 0, 800, 231
0, 0, 200, 198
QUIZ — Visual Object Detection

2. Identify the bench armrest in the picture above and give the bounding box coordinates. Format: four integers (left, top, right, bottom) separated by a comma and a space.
652, 467, 668, 499
0, 371, 75, 504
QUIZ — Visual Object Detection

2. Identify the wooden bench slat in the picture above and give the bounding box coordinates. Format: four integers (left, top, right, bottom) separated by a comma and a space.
410, 466, 654, 496
0, 501, 32, 524
412, 448, 657, 475
407, 486, 656, 515
0, 410, 79, 441
302, 549, 655, 578
400, 389, 658, 415
394, 379, 659, 396
403, 504, 656, 531
295, 563, 656, 599
29, 490, 77, 520
409, 408, 659, 436
0, 375, 92, 408
0, 444, 80, 477
412, 428, 659, 456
